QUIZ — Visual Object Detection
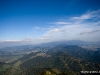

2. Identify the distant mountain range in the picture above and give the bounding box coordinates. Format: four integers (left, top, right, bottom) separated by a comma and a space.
0, 40, 100, 49
0, 44, 100, 75
35, 40, 100, 49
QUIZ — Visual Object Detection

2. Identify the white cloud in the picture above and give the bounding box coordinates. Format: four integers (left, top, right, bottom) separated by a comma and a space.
48, 29, 61, 33
1, 36, 33, 43
38, 38, 47, 40
72, 14, 91, 20
3, 39, 23, 42
38, 35, 50, 40
25, 36, 33, 41
0, 36, 35, 47
54, 22, 71, 25
42, 10, 100, 42
80, 29, 100, 35
72, 10, 100, 20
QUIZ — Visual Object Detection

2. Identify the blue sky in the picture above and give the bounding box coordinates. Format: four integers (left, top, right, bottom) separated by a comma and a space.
0, 0, 100, 46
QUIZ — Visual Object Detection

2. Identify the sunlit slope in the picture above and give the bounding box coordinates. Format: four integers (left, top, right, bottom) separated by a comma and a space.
18, 45, 100, 75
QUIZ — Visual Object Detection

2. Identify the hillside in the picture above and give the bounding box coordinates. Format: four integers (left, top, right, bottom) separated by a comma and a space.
0, 44, 100, 75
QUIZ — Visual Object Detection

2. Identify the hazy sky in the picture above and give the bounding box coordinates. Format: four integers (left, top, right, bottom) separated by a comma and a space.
0, 0, 100, 46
